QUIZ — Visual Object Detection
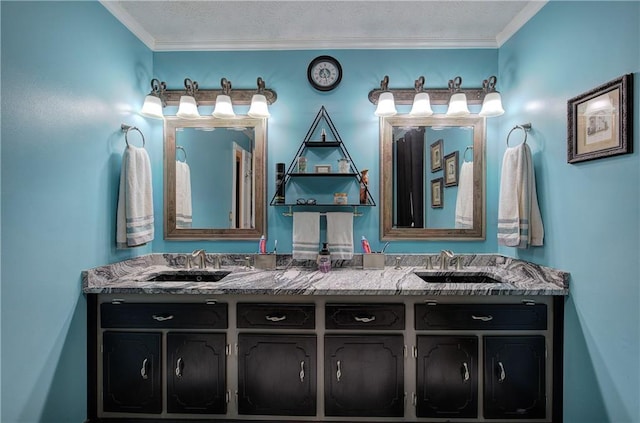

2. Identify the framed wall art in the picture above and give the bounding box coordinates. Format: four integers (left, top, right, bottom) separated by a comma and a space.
430, 177, 443, 208
567, 74, 633, 163
430, 139, 443, 172
444, 151, 459, 187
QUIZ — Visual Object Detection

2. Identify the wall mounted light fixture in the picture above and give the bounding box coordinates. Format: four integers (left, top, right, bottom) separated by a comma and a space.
140, 76, 277, 119
479, 75, 505, 117
409, 76, 434, 117
374, 76, 398, 117
176, 78, 200, 119
140, 79, 167, 119
248, 77, 271, 118
369, 75, 504, 117
212, 78, 235, 118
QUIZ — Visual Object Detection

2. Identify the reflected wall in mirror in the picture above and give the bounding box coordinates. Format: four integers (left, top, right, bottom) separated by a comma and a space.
164, 116, 266, 240
380, 115, 485, 240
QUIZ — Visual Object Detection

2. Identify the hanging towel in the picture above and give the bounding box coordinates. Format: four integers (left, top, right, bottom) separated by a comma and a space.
326, 212, 354, 260
116, 145, 154, 248
455, 161, 474, 229
497, 143, 544, 248
292, 212, 320, 260
175, 160, 192, 229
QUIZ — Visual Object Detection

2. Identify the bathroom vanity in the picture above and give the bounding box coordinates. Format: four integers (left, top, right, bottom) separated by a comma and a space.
83, 253, 568, 422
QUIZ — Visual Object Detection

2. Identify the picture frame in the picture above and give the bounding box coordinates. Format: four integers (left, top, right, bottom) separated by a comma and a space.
315, 164, 332, 173
567, 74, 633, 163
444, 151, 459, 187
430, 139, 443, 172
430, 177, 443, 208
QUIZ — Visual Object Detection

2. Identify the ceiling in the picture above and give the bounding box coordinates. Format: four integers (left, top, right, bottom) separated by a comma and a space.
101, 1, 547, 51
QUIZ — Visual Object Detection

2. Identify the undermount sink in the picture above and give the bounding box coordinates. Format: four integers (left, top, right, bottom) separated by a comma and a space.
413, 273, 501, 284
145, 270, 231, 283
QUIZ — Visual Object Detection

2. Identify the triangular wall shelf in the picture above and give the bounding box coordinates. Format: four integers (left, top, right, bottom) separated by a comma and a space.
270, 106, 375, 215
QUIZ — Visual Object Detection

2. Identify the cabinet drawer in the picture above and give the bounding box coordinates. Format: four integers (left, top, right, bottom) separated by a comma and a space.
237, 303, 315, 329
101, 303, 228, 329
415, 303, 546, 330
326, 304, 405, 330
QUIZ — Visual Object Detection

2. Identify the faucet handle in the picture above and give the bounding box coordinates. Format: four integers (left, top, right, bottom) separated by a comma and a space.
394, 256, 402, 269
456, 256, 464, 270
425, 256, 433, 270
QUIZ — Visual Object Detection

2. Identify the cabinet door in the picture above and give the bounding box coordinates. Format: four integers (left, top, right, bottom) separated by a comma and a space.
484, 336, 546, 419
167, 333, 226, 414
238, 334, 316, 416
103, 331, 161, 414
325, 335, 404, 417
416, 336, 478, 418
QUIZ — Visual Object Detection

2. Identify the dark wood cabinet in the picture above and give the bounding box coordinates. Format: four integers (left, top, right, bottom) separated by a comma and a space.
416, 335, 478, 418
484, 336, 546, 419
103, 331, 162, 414
166, 332, 226, 414
238, 334, 317, 416
324, 335, 404, 417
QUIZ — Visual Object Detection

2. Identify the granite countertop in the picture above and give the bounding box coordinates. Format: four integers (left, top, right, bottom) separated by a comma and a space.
82, 253, 569, 296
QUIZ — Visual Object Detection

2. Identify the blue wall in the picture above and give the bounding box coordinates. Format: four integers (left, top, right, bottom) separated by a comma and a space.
0, 1, 638, 422
499, 2, 640, 422
1, 2, 153, 422
152, 49, 501, 254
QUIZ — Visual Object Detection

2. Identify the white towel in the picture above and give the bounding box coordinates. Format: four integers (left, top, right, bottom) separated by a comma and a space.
498, 143, 544, 248
326, 212, 354, 260
292, 212, 320, 260
455, 161, 474, 229
116, 145, 154, 248
175, 160, 192, 229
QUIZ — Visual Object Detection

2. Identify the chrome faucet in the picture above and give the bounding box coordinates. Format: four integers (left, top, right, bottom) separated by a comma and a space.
192, 249, 207, 269
211, 254, 222, 269
439, 250, 455, 270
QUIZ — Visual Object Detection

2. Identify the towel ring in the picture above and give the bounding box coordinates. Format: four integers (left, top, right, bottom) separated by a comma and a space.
506, 123, 531, 147
463, 145, 473, 162
176, 146, 187, 162
121, 124, 145, 148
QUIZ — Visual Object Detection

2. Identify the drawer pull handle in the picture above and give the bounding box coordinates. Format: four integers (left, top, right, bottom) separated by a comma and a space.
462, 362, 470, 382
497, 361, 506, 383
265, 315, 287, 322
354, 316, 376, 323
336, 360, 342, 382
471, 314, 493, 322
299, 361, 305, 382
175, 357, 183, 378
140, 358, 149, 380
152, 314, 174, 322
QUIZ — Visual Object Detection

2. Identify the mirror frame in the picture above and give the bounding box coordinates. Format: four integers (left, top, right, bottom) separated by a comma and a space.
164, 116, 266, 240
380, 114, 485, 240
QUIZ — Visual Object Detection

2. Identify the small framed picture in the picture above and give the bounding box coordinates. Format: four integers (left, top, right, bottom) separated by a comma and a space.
567, 74, 633, 163
315, 164, 332, 173
444, 151, 459, 187
430, 139, 443, 172
431, 177, 443, 208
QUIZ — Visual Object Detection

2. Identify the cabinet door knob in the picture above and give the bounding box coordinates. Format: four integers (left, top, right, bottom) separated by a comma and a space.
354, 315, 376, 323
265, 315, 287, 322
175, 357, 183, 378
336, 360, 342, 382
497, 361, 506, 383
140, 358, 149, 380
462, 362, 470, 382
299, 361, 305, 382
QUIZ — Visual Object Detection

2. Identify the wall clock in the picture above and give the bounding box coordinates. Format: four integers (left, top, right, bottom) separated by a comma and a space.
307, 55, 342, 91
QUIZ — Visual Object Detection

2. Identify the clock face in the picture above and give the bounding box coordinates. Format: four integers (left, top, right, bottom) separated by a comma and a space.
308, 56, 342, 91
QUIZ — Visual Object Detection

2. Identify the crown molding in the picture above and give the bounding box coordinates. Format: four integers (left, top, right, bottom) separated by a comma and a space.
100, 0, 156, 50
496, 0, 548, 47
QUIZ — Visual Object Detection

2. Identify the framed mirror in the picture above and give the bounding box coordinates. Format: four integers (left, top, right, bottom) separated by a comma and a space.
164, 116, 266, 240
380, 115, 485, 240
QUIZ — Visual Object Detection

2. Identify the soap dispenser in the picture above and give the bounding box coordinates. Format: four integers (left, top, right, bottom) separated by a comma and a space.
317, 242, 331, 273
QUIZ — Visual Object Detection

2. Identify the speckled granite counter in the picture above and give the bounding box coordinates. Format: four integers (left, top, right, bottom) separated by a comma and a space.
82, 253, 569, 296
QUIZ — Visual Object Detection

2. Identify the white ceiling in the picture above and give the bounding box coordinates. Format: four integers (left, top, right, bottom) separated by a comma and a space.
101, 0, 547, 51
